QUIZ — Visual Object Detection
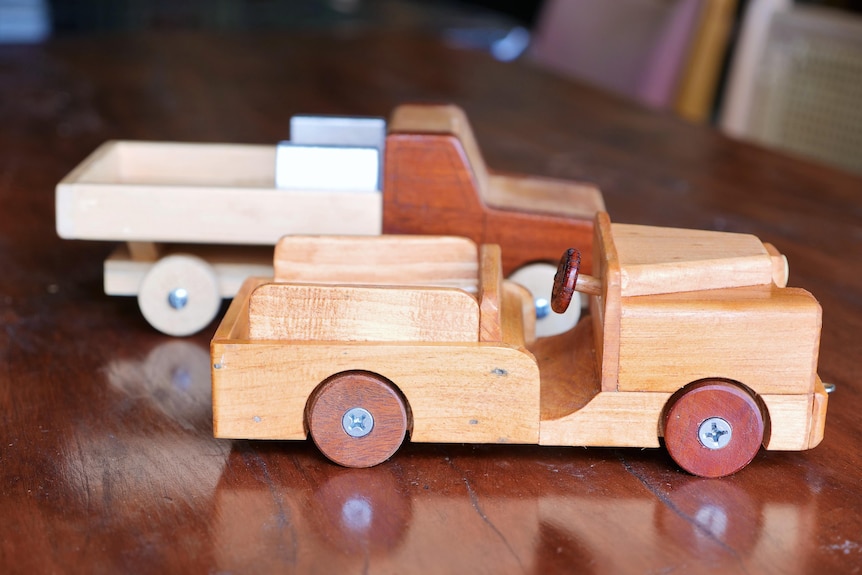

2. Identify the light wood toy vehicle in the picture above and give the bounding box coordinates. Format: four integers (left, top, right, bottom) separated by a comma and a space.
55, 104, 603, 337
211, 213, 828, 477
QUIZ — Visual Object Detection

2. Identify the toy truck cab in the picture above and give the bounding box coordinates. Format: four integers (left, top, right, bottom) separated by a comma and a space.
211, 235, 542, 467
384, 104, 605, 336
384, 104, 603, 275
541, 212, 828, 477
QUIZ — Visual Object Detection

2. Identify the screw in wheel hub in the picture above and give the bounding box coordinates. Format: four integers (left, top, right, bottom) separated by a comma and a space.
698, 417, 732, 450
342, 407, 374, 438
168, 287, 189, 310
534, 297, 551, 319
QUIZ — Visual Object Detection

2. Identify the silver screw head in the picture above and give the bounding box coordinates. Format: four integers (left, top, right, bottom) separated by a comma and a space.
698, 417, 732, 450
535, 297, 551, 319
168, 288, 189, 310
342, 407, 374, 438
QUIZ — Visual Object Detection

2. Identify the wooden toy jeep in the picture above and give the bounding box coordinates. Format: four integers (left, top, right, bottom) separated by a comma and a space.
210, 214, 828, 477
56, 104, 603, 336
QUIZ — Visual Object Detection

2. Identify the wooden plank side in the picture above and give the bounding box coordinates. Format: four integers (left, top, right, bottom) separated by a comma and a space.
63, 140, 123, 183
54, 182, 382, 244
478, 244, 502, 342
103, 243, 273, 297
807, 377, 829, 449
612, 222, 774, 297
617, 285, 822, 395
761, 393, 817, 451
247, 283, 480, 343
539, 391, 672, 448
115, 141, 276, 186
484, 173, 605, 220
595, 212, 623, 392
537, 388, 819, 451
56, 140, 121, 238
212, 276, 268, 341
126, 241, 161, 262
211, 341, 541, 444
389, 104, 464, 135
273, 235, 478, 291
501, 281, 534, 347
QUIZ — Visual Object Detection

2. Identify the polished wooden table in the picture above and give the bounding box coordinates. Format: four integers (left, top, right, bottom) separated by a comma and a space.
1, 30, 860, 574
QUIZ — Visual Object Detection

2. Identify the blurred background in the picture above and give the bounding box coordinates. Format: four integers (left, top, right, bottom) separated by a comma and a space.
1, 0, 861, 175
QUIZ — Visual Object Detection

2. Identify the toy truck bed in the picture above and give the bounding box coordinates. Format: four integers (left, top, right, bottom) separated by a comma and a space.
55, 140, 382, 245
211, 235, 543, 467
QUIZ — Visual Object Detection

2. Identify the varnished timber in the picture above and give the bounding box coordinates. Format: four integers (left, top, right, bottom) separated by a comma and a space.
246, 282, 481, 343
272, 235, 479, 291
306, 371, 409, 468
3, 27, 861, 575
214, 216, 824, 466
664, 379, 766, 478
212, 238, 541, 444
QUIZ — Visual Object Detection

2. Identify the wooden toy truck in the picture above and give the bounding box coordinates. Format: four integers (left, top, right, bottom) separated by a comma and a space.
55, 104, 603, 336
210, 213, 828, 477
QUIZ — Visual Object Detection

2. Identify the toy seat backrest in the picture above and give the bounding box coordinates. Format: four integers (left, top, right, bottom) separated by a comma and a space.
273, 235, 480, 292
252, 234, 504, 342
247, 282, 481, 342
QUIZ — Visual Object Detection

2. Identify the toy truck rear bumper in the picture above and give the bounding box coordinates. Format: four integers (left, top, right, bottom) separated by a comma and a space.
761, 376, 828, 451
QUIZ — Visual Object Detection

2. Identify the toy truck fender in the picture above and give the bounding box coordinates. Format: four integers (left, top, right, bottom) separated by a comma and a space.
542, 211, 828, 476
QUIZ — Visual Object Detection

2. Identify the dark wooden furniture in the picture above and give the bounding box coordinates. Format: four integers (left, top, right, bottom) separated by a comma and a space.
1, 29, 860, 574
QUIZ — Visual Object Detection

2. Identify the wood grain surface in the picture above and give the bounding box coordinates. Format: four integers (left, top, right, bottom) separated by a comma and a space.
1, 28, 861, 574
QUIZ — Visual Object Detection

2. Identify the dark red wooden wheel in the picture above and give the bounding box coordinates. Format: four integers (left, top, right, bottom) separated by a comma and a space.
306, 371, 408, 468
551, 248, 581, 314
663, 380, 765, 478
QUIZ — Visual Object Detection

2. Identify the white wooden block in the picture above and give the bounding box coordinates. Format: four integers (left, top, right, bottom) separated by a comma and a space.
289, 115, 386, 150
288, 115, 386, 189
274, 144, 380, 191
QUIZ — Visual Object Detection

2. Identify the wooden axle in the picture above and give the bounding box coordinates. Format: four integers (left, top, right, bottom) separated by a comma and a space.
551, 248, 602, 314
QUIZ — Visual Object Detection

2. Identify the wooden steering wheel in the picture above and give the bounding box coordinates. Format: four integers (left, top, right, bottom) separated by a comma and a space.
551, 248, 581, 314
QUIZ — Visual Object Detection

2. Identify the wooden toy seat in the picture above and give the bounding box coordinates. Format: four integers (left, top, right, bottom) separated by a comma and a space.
247, 235, 511, 343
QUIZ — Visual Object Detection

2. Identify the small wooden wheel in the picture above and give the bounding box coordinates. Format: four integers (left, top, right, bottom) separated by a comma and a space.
509, 262, 581, 337
137, 254, 221, 336
664, 380, 765, 478
307, 371, 408, 468
551, 248, 581, 314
